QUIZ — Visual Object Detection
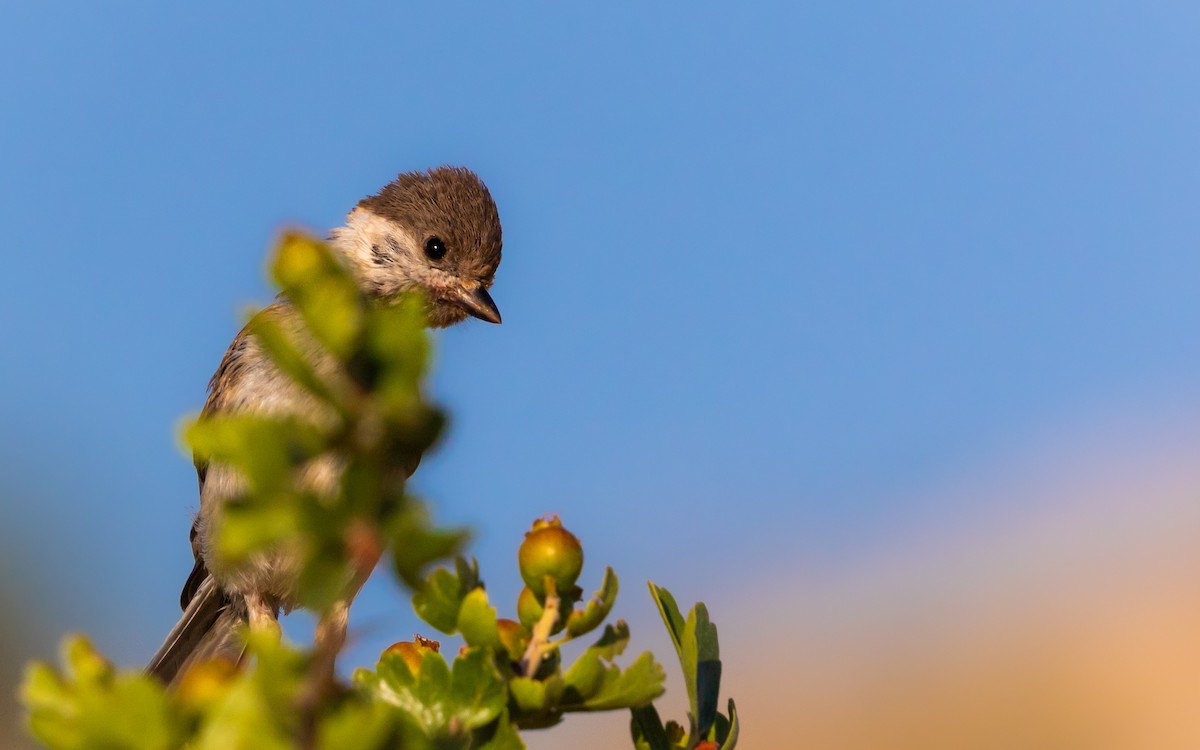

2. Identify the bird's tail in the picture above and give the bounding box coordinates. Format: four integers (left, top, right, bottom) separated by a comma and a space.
146, 575, 247, 685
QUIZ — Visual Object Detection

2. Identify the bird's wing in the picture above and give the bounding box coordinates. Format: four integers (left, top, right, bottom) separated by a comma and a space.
148, 575, 246, 685
180, 520, 208, 610
177, 326, 253, 611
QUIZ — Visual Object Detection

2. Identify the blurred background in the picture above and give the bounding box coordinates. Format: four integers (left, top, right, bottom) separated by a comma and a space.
2, 3, 1199, 748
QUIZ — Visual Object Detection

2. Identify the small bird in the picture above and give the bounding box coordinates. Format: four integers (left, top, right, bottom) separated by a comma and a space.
147, 167, 503, 684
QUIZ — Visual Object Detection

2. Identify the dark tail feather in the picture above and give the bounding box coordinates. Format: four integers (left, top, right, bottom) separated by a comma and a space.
146, 576, 247, 685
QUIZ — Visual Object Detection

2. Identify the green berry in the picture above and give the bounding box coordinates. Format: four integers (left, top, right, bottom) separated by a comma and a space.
518, 516, 583, 597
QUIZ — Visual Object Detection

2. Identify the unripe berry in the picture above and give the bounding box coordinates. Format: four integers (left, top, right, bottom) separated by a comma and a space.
384, 635, 440, 675
518, 516, 583, 597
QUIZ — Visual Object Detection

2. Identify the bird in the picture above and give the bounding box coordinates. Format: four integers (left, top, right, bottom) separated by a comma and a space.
146, 166, 504, 685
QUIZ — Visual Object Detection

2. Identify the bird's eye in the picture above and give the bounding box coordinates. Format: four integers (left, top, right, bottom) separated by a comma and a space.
424, 236, 447, 261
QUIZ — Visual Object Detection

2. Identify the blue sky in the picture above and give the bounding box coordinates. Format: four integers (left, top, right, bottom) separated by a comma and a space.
2, 0, 1198, 689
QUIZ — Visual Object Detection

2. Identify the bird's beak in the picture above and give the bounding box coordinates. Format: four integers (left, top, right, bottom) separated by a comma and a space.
451, 284, 502, 324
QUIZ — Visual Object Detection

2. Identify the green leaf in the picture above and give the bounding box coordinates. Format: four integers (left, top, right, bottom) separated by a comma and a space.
271, 233, 365, 359
647, 582, 724, 739
454, 556, 482, 591
630, 705, 671, 750
412, 567, 469, 635
20, 637, 187, 750
562, 651, 665, 712
247, 308, 344, 411
296, 543, 354, 612
184, 415, 325, 494
391, 503, 470, 590
376, 402, 445, 461
562, 649, 605, 703
683, 604, 721, 738
448, 647, 506, 730
664, 721, 687, 748
565, 566, 618, 638
192, 677, 295, 750
456, 588, 500, 649
364, 650, 450, 736
362, 648, 500, 739
588, 621, 632, 662
21, 663, 72, 731
562, 621, 632, 702
416, 648, 454, 687
214, 496, 303, 563
61, 636, 113, 688
507, 671, 565, 728
646, 582, 686, 659
718, 699, 739, 750
339, 459, 386, 517
508, 677, 550, 714
366, 295, 432, 411
471, 709, 526, 750
316, 698, 394, 750
558, 622, 665, 713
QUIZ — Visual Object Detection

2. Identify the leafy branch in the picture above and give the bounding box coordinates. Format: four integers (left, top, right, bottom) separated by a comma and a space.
19, 233, 739, 750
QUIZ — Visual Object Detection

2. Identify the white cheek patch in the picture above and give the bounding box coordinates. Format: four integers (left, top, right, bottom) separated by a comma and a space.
331, 208, 420, 293
329, 207, 464, 300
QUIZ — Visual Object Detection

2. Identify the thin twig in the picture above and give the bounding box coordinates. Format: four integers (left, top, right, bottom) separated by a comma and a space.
518, 578, 560, 676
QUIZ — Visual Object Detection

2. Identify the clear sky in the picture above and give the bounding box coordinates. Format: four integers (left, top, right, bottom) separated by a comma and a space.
2, 3, 1199, 742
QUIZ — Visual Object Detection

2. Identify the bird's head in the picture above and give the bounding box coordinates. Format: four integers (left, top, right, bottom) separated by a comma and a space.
332, 167, 503, 327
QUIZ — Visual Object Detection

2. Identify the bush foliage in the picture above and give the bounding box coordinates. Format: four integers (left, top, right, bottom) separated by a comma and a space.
20, 234, 738, 750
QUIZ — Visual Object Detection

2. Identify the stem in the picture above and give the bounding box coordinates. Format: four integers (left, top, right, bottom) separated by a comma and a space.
297, 523, 382, 748
518, 578, 561, 676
